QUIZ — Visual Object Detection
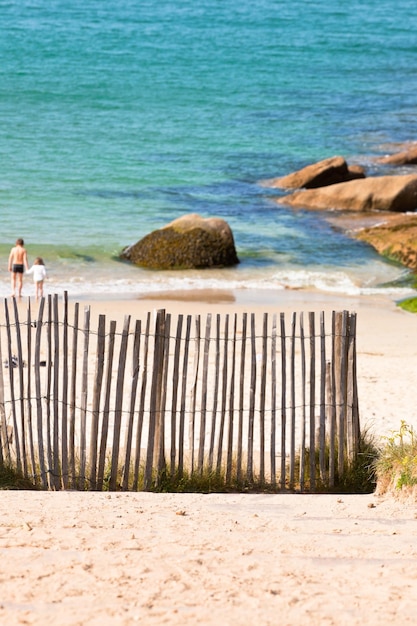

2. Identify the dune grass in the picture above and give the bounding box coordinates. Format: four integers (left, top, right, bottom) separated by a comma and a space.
149, 429, 379, 495
375, 421, 417, 496
0, 464, 39, 490
0, 426, 386, 495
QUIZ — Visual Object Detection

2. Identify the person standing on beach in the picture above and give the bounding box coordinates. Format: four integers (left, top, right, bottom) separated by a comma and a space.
8, 238, 29, 298
26, 257, 47, 299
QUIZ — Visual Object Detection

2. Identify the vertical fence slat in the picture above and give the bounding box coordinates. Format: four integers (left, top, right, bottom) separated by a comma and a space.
158, 313, 171, 476
79, 305, 90, 489
299, 313, 306, 491
198, 314, 211, 474
247, 313, 256, 482
34, 298, 47, 488
170, 315, 183, 477
109, 314, 130, 491
4, 299, 21, 473
69, 302, 79, 488
289, 312, 296, 488
334, 311, 343, 479
122, 319, 141, 490
280, 313, 286, 490
52, 294, 60, 488
89, 314, 106, 490
346, 313, 355, 461
189, 316, 201, 474
44, 295, 54, 489
178, 315, 191, 477
237, 312, 247, 483
144, 310, 165, 489
132, 312, 151, 490
341, 311, 349, 469
350, 313, 360, 457
327, 360, 335, 487
216, 314, 229, 475
335, 311, 348, 478
308, 312, 316, 492
25, 301, 36, 481
0, 303, 11, 466
97, 320, 117, 491
226, 314, 237, 484
329, 311, 337, 487
319, 311, 326, 483
143, 310, 166, 489
258, 313, 267, 484
270, 314, 277, 486
12, 297, 27, 477
208, 315, 220, 473
61, 291, 69, 488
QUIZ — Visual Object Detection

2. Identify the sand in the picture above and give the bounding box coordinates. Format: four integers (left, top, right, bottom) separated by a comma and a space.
1, 288, 417, 625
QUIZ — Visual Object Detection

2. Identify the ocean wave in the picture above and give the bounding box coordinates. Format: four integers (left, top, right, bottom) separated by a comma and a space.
3, 266, 413, 302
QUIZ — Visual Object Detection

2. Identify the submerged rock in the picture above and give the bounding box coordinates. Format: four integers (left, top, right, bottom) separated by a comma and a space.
120, 213, 239, 270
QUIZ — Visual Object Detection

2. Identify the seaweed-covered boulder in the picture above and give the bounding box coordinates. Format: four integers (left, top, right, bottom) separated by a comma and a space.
261, 156, 365, 190
355, 213, 417, 270
276, 174, 417, 212
120, 213, 239, 270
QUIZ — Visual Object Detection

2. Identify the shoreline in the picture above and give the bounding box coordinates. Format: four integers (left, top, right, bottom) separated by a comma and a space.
61, 284, 404, 307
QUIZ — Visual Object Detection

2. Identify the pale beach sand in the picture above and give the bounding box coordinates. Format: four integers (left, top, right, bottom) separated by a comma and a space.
2, 288, 417, 625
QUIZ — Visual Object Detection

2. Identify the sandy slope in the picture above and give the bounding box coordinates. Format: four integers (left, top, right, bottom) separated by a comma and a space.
1, 491, 417, 625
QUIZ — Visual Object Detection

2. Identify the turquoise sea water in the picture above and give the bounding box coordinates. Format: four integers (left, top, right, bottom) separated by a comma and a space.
1, 0, 417, 299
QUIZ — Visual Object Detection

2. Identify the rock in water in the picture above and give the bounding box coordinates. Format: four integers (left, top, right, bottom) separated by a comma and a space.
261, 155, 365, 190
276, 174, 417, 212
120, 213, 239, 270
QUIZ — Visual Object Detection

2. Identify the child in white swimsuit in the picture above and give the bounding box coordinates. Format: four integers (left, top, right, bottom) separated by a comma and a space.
26, 257, 47, 299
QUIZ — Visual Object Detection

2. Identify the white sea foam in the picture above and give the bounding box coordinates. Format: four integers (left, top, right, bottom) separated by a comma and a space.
3, 265, 412, 302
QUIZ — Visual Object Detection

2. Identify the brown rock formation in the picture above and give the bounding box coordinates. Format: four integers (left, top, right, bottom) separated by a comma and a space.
376, 144, 417, 166
355, 214, 417, 270
277, 174, 417, 212
261, 156, 365, 190
120, 213, 239, 270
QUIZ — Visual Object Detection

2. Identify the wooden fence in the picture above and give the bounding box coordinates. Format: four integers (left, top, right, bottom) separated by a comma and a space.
0, 293, 360, 492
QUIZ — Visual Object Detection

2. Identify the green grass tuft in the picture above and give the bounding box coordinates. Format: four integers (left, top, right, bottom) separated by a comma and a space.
375, 421, 417, 495
397, 297, 417, 313
0, 464, 39, 490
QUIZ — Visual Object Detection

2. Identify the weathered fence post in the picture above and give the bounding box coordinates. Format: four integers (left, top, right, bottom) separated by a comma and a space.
0, 305, 11, 467
97, 319, 117, 491
144, 309, 166, 490
34, 298, 47, 488
289, 312, 296, 488
61, 291, 69, 488
69, 302, 79, 488
122, 319, 142, 491
79, 305, 91, 488
109, 314, 130, 491
89, 314, 106, 490
279, 313, 286, 489
4, 299, 22, 474
198, 314, 211, 475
